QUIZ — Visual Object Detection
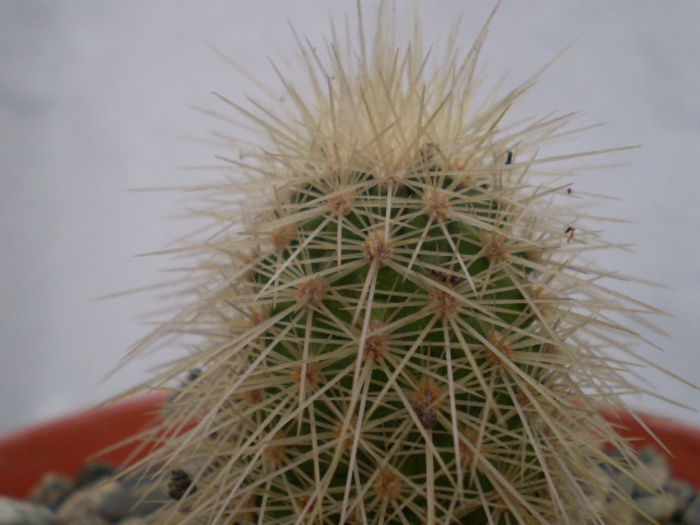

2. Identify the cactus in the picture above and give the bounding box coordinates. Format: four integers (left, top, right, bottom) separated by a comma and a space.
121, 4, 689, 524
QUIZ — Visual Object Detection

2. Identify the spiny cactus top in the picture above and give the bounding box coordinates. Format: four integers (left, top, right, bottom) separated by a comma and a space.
122, 4, 685, 525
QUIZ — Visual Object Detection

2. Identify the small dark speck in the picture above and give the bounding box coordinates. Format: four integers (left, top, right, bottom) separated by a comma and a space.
168, 469, 196, 500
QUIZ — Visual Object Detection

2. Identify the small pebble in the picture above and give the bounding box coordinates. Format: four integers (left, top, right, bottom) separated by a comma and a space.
54, 475, 165, 524
74, 462, 116, 489
666, 480, 696, 521
633, 446, 671, 495
635, 493, 676, 522
119, 518, 149, 525
99, 479, 165, 521
0, 496, 55, 525
55, 479, 115, 523
28, 473, 73, 509
683, 494, 700, 525
603, 499, 637, 524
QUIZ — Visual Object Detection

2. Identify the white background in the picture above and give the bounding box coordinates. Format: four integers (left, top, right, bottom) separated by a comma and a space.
1, 1, 698, 434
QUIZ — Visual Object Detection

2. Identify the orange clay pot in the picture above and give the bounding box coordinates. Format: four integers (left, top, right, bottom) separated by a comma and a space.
0, 394, 697, 499
0, 391, 170, 499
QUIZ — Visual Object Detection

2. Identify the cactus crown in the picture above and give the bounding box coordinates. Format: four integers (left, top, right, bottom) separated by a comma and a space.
121, 3, 686, 524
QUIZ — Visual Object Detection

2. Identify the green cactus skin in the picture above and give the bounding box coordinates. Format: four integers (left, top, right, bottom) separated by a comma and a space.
121, 4, 688, 525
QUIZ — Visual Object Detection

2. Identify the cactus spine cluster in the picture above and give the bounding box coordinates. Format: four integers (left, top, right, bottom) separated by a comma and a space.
124, 4, 680, 524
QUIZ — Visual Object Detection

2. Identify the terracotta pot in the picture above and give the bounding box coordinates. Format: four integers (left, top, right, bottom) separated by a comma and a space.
0, 391, 170, 499
0, 393, 697, 499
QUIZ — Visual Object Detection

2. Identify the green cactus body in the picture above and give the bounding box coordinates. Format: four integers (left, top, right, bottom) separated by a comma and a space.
125, 4, 682, 525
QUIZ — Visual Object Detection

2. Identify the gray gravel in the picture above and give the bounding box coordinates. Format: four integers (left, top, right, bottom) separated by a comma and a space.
1, 447, 698, 524
0, 497, 55, 525
601, 446, 699, 524
1, 462, 165, 525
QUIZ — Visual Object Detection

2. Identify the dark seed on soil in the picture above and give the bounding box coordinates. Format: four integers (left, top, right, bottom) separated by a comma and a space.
168, 469, 196, 500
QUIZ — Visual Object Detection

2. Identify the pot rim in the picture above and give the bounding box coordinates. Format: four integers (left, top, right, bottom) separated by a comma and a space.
0, 393, 697, 499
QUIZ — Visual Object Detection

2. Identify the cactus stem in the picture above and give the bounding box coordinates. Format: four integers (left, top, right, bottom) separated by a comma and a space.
113, 3, 694, 522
